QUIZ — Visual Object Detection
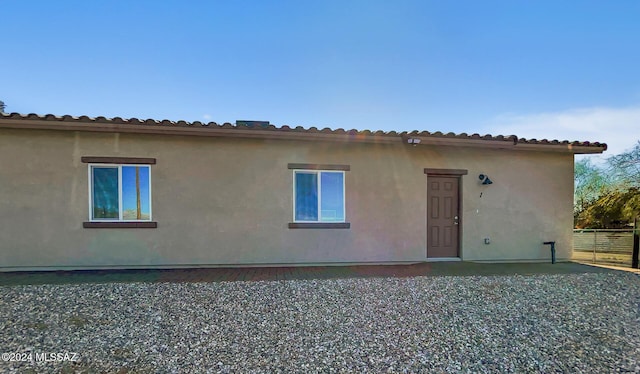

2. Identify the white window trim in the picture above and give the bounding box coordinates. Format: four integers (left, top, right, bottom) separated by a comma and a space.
292, 169, 346, 223
88, 163, 153, 222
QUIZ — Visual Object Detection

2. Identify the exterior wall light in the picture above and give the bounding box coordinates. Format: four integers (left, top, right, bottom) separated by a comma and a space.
479, 174, 493, 185
407, 138, 421, 146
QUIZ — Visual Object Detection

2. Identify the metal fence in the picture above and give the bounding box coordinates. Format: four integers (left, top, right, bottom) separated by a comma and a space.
573, 229, 635, 266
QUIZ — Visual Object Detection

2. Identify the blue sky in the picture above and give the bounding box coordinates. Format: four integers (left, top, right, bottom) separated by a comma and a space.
2, 1, 639, 156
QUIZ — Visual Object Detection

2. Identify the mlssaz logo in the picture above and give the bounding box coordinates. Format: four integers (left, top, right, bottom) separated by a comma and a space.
35, 352, 79, 362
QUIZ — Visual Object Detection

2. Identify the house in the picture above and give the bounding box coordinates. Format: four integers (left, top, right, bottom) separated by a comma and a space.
0, 113, 606, 271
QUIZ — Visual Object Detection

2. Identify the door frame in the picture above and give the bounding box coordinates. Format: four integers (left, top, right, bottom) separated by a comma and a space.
424, 168, 467, 260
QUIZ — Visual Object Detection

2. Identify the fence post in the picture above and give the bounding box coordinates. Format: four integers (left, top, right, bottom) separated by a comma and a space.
633, 218, 639, 269
593, 230, 597, 264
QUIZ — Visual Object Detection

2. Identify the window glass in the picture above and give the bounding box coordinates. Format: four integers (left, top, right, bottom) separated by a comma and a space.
295, 172, 318, 221
293, 170, 346, 223
122, 166, 151, 220
90, 164, 152, 222
92, 167, 119, 219
320, 172, 344, 222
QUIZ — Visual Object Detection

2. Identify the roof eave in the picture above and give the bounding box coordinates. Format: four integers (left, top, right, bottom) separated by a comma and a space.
0, 117, 607, 153
0, 118, 401, 144
514, 142, 606, 154
409, 136, 606, 154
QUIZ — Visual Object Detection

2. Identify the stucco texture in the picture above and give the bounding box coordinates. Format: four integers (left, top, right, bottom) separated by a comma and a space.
0, 128, 574, 270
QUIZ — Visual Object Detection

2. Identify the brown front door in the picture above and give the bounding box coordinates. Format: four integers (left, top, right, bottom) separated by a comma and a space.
427, 176, 460, 258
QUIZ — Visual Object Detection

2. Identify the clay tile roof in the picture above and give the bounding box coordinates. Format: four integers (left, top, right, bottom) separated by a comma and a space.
0, 112, 607, 153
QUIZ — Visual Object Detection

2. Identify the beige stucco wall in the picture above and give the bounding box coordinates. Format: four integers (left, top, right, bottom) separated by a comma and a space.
0, 128, 574, 270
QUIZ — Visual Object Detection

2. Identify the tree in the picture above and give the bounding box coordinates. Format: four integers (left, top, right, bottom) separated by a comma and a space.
574, 158, 610, 215
574, 142, 640, 228
576, 188, 640, 228
608, 141, 640, 188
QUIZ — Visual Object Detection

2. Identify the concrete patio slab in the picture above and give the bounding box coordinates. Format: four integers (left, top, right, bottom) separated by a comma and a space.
0, 261, 618, 286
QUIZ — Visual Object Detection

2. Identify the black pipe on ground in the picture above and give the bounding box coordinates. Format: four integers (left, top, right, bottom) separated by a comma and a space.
543, 241, 556, 264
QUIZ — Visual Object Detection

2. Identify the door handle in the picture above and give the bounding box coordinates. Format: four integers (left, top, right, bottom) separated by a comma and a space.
454, 216, 459, 225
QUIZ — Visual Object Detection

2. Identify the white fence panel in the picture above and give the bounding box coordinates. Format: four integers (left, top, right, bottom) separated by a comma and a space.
572, 229, 634, 266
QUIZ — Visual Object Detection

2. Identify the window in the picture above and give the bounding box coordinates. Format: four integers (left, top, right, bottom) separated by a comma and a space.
89, 164, 152, 222
293, 170, 345, 222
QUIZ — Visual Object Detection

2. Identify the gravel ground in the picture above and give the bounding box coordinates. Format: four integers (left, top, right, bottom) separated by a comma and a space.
0, 272, 639, 373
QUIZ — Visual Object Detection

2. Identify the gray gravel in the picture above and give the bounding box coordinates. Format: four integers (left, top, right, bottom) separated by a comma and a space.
1, 272, 639, 373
